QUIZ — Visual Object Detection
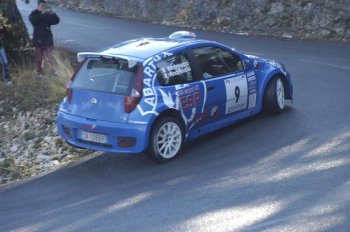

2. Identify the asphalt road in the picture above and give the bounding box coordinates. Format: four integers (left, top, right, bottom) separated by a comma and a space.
1, 1, 349, 232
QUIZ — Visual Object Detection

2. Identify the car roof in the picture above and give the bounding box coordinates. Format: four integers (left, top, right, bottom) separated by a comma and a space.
99, 38, 212, 60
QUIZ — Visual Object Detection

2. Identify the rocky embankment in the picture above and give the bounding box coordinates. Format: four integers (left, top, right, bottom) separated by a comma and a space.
51, 0, 350, 41
0, 102, 92, 185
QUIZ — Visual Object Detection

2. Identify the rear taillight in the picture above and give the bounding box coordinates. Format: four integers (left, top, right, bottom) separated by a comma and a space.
66, 59, 85, 104
66, 81, 73, 103
124, 64, 143, 113
124, 89, 141, 113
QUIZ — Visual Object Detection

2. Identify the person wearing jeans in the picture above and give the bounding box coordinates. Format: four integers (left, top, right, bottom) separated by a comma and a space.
0, 40, 12, 85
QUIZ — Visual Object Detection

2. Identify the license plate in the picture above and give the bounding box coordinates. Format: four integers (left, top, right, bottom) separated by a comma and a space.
80, 131, 108, 144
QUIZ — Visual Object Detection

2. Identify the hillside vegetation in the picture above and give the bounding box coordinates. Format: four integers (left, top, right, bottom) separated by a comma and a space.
0, 49, 93, 185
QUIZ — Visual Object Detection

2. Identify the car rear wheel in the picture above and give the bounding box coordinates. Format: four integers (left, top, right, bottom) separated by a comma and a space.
263, 76, 285, 114
148, 117, 184, 162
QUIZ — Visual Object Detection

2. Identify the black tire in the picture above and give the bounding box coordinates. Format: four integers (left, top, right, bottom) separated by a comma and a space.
147, 117, 184, 162
263, 76, 285, 114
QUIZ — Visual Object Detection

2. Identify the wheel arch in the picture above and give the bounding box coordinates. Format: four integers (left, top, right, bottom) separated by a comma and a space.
152, 108, 186, 130
261, 72, 292, 105
146, 108, 186, 145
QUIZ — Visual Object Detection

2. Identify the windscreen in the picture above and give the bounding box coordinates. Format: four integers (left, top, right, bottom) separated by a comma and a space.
72, 57, 138, 95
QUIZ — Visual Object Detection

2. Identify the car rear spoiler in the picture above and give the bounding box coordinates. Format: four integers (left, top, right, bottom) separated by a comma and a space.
77, 52, 139, 68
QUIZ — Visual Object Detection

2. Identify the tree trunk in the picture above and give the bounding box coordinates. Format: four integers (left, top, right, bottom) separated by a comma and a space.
0, 0, 30, 61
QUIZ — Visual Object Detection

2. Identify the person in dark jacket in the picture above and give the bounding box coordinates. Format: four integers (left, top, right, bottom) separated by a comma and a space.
29, 0, 60, 77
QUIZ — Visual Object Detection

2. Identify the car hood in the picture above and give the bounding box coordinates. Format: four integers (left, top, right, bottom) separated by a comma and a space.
244, 54, 288, 74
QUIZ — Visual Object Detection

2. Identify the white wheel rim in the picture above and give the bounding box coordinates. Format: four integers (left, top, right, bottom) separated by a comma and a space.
276, 78, 285, 110
156, 122, 182, 159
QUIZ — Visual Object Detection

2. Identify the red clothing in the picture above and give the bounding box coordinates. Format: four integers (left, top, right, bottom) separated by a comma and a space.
35, 46, 53, 74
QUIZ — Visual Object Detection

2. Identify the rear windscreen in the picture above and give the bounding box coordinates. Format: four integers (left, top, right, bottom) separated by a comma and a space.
72, 57, 138, 95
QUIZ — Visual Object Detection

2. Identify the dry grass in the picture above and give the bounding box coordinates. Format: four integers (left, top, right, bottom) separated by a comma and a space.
0, 48, 76, 114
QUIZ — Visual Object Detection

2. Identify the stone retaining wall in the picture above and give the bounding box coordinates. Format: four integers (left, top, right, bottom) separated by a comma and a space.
54, 0, 350, 40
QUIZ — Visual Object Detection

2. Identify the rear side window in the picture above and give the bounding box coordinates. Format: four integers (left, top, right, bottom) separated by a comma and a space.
156, 53, 193, 86
192, 47, 243, 79
72, 58, 138, 95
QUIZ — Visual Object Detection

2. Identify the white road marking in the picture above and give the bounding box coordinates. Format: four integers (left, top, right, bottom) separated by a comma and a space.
300, 58, 350, 71
123, 32, 145, 37
59, 40, 75, 43
66, 21, 99, 30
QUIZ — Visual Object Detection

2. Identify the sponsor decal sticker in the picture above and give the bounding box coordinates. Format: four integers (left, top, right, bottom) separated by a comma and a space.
248, 76, 256, 82
225, 75, 248, 114
161, 61, 191, 78
193, 112, 208, 124
210, 105, 219, 119
137, 52, 173, 116
177, 85, 201, 111
247, 72, 257, 108
248, 93, 257, 109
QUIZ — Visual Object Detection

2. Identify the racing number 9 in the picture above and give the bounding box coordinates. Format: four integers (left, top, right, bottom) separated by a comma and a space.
235, 86, 240, 103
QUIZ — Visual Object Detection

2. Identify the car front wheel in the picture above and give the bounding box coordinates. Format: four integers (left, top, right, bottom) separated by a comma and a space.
263, 76, 285, 114
148, 117, 184, 162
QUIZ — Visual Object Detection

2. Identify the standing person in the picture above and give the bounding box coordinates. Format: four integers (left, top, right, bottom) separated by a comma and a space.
0, 40, 12, 86
29, 0, 60, 78
0, 18, 12, 85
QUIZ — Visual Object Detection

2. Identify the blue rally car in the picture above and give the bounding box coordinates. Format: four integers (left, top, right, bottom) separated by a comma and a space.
57, 31, 293, 162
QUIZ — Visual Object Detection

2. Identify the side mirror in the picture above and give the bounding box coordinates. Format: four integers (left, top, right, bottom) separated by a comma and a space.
242, 60, 251, 71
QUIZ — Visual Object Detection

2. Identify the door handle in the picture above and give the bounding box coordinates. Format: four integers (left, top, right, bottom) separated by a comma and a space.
207, 86, 215, 91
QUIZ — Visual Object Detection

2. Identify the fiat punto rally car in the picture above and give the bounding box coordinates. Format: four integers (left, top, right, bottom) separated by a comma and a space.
57, 31, 293, 162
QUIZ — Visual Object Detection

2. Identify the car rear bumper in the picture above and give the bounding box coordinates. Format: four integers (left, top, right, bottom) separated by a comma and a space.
57, 111, 149, 154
